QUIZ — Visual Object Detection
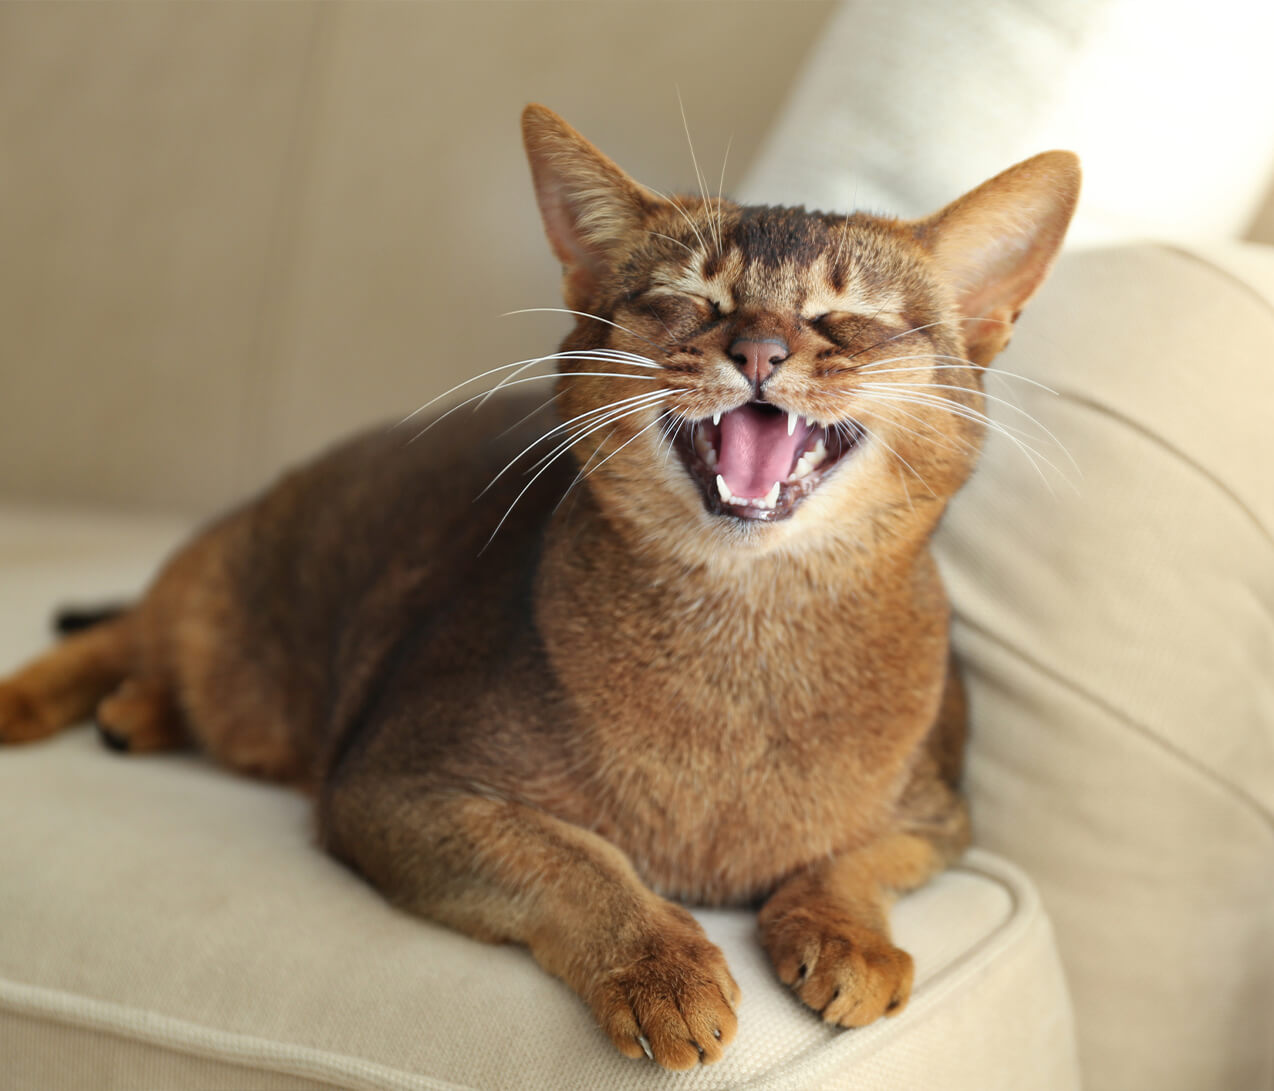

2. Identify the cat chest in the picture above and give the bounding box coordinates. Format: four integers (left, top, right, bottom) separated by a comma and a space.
533, 560, 947, 902
553, 648, 932, 904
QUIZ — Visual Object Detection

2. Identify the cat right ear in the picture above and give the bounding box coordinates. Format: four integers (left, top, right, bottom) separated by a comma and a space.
522, 105, 659, 307
913, 151, 1081, 366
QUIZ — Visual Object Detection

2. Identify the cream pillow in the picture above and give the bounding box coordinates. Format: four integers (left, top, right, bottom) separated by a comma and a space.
743, 0, 1274, 246
934, 241, 1274, 1090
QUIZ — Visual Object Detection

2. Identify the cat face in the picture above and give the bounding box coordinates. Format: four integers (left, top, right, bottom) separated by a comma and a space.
522, 106, 1079, 564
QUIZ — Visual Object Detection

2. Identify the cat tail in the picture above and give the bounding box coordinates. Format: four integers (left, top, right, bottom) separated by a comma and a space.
0, 609, 136, 744
54, 602, 131, 636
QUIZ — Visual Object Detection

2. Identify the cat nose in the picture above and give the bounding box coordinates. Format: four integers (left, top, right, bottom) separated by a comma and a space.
729, 339, 789, 387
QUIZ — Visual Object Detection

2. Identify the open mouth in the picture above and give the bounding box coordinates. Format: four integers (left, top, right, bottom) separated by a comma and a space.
668, 402, 864, 521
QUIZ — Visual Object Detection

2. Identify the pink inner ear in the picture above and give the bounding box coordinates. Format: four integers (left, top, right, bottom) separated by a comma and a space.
535, 176, 596, 274
523, 108, 660, 305
920, 152, 1079, 357
955, 232, 1057, 328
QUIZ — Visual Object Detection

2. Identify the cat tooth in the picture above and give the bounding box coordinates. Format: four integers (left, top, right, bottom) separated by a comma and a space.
763, 480, 781, 507
809, 437, 828, 466
694, 430, 712, 459
704, 448, 718, 469
716, 473, 733, 502
787, 410, 798, 436
713, 411, 722, 426
792, 454, 815, 479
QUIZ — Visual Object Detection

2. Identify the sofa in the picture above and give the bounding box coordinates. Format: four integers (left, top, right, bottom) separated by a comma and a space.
2, 3, 1271, 1089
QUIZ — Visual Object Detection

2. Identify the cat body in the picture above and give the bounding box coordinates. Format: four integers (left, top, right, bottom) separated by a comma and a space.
0, 107, 1078, 1069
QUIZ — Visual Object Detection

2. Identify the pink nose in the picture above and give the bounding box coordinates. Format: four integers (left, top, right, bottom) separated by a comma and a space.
730, 339, 789, 387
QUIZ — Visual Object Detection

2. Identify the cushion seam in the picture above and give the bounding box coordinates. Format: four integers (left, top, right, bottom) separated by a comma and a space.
1051, 389, 1274, 546
738, 851, 1062, 1089
0, 978, 474, 1091
956, 615, 1274, 836
1157, 241, 1274, 324
0, 852, 1039, 1091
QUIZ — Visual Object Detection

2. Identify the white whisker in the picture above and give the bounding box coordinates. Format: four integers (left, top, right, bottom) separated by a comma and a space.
862, 380, 1077, 472
520, 391, 669, 478
676, 89, 717, 254
647, 231, 699, 259
406, 372, 655, 446
850, 419, 938, 499
398, 349, 662, 429
503, 307, 667, 355
580, 408, 676, 484
853, 361, 1058, 395
714, 134, 733, 257
844, 316, 1014, 362
854, 389, 1065, 489
834, 209, 852, 271
650, 186, 711, 258
474, 350, 661, 412
661, 409, 691, 468
481, 406, 673, 555
478, 389, 668, 497
852, 398, 975, 457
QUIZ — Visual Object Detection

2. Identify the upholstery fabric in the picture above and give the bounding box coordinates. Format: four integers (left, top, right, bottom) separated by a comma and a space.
742, 0, 1274, 248
5, 238, 1272, 1089
934, 242, 1274, 1090
0, 521, 1079, 1087
0, 509, 1076, 1090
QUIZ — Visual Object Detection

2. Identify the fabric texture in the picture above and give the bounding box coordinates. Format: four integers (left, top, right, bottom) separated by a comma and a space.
0, 664, 1075, 1090
742, 0, 1274, 248
6, 238, 1273, 1087
933, 241, 1274, 1090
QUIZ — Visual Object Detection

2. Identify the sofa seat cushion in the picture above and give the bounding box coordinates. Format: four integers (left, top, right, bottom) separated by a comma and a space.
0, 505, 1077, 1090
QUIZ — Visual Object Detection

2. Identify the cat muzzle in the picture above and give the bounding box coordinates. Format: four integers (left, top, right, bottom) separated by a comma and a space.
668, 403, 863, 522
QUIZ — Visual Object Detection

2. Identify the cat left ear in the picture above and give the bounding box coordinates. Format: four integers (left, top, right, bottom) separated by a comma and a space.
914, 152, 1081, 365
522, 104, 661, 307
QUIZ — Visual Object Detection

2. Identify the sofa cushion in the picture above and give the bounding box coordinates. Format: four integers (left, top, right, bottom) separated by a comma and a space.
0, 508, 1078, 1089
743, 0, 1274, 248
933, 241, 1274, 1091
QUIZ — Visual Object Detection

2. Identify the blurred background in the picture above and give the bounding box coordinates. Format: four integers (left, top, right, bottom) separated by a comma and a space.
4, 7, 1273, 1090
0, 1, 835, 516
4, 0, 1274, 519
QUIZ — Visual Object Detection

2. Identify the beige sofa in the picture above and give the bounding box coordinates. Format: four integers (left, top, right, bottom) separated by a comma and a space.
2, 3, 1272, 1089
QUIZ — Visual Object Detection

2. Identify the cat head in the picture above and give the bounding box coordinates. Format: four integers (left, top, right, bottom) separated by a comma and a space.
521, 105, 1079, 569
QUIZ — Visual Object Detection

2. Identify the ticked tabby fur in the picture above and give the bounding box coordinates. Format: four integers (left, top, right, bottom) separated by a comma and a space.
0, 106, 1079, 1069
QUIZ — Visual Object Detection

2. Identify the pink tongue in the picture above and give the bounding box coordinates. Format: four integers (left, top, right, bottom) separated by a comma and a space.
717, 405, 802, 498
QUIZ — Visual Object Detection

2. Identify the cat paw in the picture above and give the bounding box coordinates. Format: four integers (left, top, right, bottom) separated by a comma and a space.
589, 911, 740, 1069
760, 907, 914, 1028
0, 682, 54, 744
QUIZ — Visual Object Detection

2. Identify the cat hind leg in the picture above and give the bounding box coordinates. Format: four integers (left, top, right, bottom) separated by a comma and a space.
95, 675, 186, 753
0, 615, 134, 744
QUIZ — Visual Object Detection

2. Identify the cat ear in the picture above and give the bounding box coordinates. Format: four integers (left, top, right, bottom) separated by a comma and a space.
914, 152, 1080, 365
522, 104, 660, 307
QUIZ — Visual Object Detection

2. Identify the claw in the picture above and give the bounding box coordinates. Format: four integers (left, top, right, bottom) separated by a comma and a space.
822, 987, 842, 1017
636, 1034, 654, 1061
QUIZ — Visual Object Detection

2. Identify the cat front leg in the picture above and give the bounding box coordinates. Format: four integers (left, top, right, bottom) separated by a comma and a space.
319, 777, 740, 1069
758, 796, 969, 1027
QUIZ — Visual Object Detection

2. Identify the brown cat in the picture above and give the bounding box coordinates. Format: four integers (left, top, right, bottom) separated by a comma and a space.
0, 106, 1078, 1070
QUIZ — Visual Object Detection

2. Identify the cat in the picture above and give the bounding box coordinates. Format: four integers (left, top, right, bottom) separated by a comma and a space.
0, 105, 1078, 1070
